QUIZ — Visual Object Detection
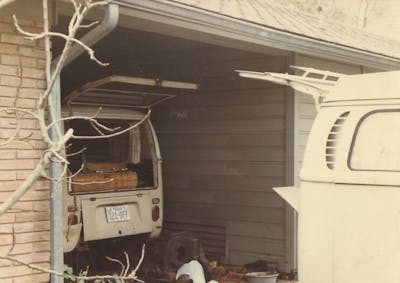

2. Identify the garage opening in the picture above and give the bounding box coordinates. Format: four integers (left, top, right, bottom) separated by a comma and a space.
57, 21, 290, 271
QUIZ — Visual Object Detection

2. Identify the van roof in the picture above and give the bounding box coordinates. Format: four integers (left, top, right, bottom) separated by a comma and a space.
325, 70, 400, 103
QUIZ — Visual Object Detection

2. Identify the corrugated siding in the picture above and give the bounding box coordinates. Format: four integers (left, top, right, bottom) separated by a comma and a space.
152, 51, 288, 267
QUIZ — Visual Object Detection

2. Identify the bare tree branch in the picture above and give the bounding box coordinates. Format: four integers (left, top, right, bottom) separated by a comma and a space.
0, 0, 15, 9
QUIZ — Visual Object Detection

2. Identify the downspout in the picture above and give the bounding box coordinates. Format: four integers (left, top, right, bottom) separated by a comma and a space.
49, 4, 119, 283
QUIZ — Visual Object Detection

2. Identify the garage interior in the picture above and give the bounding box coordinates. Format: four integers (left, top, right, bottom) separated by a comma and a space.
56, 16, 293, 269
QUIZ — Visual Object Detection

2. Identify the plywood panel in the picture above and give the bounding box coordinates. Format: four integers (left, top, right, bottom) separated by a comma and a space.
155, 119, 285, 133
163, 161, 285, 177
228, 235, 285, 256
165, 190, 285, 208
162, 148, 285, 162
228, 251, 285, 267
156, 103, 285, 122
163, 174, 284, 193
228, 221, 284, 240
158, 133, 285, 148
164, 202, 285, 224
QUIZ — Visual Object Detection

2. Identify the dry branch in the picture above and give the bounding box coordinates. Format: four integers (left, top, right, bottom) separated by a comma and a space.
0, 244, 146, 282
0, 1, 149, 281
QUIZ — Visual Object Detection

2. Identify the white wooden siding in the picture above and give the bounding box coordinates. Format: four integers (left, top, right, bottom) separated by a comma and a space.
152, 49, 289, 267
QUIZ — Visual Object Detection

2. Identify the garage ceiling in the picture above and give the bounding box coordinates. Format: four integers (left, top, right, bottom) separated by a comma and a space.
54, 22, 282, 98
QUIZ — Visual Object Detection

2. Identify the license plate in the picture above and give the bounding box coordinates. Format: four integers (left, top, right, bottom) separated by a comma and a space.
105, 205, 130, 223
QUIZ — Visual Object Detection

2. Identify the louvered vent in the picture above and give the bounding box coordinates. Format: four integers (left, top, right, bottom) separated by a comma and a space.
325, 112, 350, 169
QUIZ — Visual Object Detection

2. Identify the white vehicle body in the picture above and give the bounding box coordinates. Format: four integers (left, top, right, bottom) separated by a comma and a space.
238, 69, 400, 283
62, 76, 197, 253
62, 106, 163, 252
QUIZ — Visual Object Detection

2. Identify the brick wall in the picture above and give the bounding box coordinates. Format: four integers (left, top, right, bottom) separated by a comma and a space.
0, 15, 50, 283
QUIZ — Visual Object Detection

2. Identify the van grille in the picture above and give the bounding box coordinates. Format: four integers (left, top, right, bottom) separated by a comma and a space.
326, 112, 350, 169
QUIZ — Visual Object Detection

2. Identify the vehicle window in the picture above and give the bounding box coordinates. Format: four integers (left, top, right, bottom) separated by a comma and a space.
349, 111, 400, 171
67, 119, 156, 192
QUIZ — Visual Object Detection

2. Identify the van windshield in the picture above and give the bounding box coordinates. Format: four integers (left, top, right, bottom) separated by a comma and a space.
349, 111, 400, 172
67, 119, 156, 193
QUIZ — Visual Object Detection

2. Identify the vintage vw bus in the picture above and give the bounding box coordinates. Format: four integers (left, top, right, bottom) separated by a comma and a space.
238, 68, 400, 283
62, 76, 197, 254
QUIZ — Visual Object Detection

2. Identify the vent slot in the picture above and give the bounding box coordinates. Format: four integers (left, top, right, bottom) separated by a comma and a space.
326, 112, 349, 169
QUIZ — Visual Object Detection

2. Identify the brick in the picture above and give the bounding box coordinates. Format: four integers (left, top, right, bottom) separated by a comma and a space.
0, 118, 37, 130
13, 222, 34, 233
0, 265, 32, 278
36, 38, 46, 49
1, 33, 35, 47
1, 55, 19, 66
0, 223, 12, 233
36, 79, 46, 89
0, 43, 18, 55
32, 201, 49, 212
0, 181, 21, 190
7, 243, 33, 255
0, 23, 15, 33
0, 96, 15, 107
0, 65, 19, 76
0, 234, 13, 245
15, 170, 32, 180
0, 159, 36, 170
0, 16, 13, 24
0, 150, 16, 160
15, 98, 36, 109
20, 78, 36, 88
0, 86, 17, 97
0, 245, 12, 255
0, 171, 16, 181
16, 150, 42, 159
11, 18, 34, 26
0, 258, 11, 267
18, 130, 43, 140
31, 251, 49, 262
31, 180, 49, 191
0, 75, 21, 87
9, 253, 33, 265
14, 231, 50, 243
32, 241, 49, 252
32, 261, 50, 273
0, 141, 32, 150
20, 57, 37, 68
18, 46, 45, 59
0, 213, 15, 224
0, 191, 12, 200
13, 273, 49, 283
9, 201, 33, 211
19, 190, 49, 202
31, 141, 48, 150
22, 67, 44, 79
17, 88, 41, 99
33, 221, 49, 232
15, 212, 49, 223
0, 277, 11, 283
37, 59, 45, 69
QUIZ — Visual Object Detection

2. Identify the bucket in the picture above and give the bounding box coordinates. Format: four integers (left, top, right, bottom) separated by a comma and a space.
245, 272, 279, 283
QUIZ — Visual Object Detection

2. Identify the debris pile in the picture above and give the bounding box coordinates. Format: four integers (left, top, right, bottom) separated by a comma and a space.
144, 232, 297, 283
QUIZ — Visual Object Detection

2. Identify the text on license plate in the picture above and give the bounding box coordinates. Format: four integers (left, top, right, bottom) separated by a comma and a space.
105, 205, 130, 223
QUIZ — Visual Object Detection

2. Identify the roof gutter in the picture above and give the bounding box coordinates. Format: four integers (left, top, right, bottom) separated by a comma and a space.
114, 0, 400, 70
49, 4, 119, 283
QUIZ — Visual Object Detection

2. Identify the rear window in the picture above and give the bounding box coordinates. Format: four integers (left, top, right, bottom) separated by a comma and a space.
349, 111, 400, 171
67, 119, 156, 192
